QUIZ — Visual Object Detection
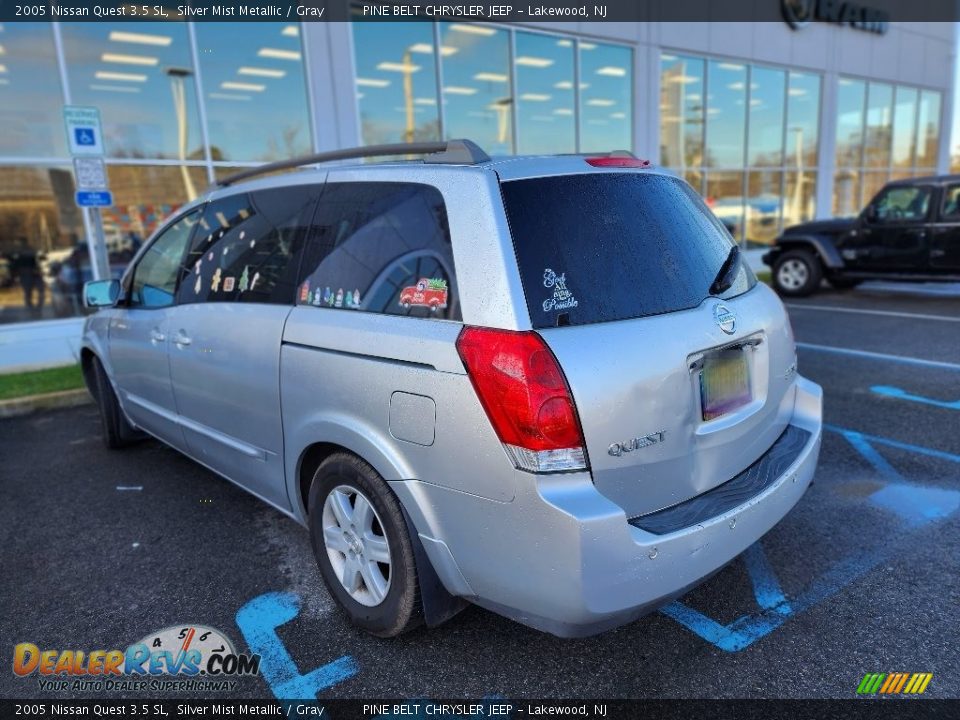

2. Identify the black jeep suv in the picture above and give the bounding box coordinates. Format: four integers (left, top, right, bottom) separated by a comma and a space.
763, 175, 960, 296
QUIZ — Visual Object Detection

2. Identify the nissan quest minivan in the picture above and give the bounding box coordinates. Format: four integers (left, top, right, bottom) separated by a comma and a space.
81, 140, 822, 638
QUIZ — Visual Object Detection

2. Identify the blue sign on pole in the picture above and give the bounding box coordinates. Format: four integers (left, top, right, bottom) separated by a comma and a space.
74, 127, 97, 146
75, 190, 113, 208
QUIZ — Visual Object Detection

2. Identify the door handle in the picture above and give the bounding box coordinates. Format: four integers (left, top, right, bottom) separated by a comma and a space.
931, 249, 946, 258
149, 329, 166, 343
173, 330, 192, 347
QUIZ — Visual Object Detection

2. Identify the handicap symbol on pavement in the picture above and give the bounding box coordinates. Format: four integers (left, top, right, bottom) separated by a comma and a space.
660, 425, 960, 652
74, 127, 96, 146
235, 591, 358, 699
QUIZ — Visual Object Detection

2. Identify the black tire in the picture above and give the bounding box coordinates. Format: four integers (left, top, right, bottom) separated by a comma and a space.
308, 453, 422, 637
827, 277, 862, 290
91, 357, 139, 449
772, 249, 822, 297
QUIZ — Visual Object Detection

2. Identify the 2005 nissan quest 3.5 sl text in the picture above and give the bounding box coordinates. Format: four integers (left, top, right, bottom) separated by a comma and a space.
81, 140, 822, 638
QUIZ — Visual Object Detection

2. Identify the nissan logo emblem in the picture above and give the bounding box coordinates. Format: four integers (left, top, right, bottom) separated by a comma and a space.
714, 303, 736, 334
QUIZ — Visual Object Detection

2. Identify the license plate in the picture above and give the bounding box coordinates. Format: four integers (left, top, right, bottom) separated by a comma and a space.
700, 348, 751, 421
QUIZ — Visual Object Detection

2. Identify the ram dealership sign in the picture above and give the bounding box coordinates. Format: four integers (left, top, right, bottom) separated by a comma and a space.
782, 0, 890, 34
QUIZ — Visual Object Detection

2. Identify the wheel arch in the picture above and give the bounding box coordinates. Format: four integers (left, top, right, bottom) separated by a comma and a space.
776, 235, 844, 269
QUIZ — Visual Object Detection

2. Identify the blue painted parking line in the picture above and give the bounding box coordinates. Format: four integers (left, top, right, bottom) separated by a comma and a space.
660, 425, 960, 652
824, 423, 960, 464
871, 385, 960, 411
235, 591, 358, 699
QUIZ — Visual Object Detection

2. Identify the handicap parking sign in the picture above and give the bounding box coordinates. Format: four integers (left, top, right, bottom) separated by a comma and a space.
63, 106, 104, 155
74, 127, 96, 146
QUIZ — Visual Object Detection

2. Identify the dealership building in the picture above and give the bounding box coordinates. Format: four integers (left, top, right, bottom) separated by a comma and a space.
0, 13, 956, 363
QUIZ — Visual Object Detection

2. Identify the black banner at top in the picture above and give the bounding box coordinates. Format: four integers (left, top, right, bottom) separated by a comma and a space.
1, 0, 959, 23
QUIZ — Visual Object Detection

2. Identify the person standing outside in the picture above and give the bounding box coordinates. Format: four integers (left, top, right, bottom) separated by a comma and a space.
12, 237, 44, 313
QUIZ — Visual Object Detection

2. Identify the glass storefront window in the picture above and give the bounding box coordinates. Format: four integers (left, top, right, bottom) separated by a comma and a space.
0, 24, 66, 158
195, 23, 312, 162
660, 55, 704, 169
61, 23, 203, 162
892, 86, 918, 170
835, 78, 866, 169
660, 53, 821, 246
864, 82, 893, 168
783, 171, 817, 228
704, 60, 746, 168
98, 164, 208, 246
747, 67, 785, 167
745, 169, 783, 247
515, 32, 575, 154
705, 171, 745, 242
786, 72, 820, 169
833, 169, 861, 217
916, 89, 942, 169
0, 166, 81, 323
351, 22, 440, 146
579, 42, 632, 153
835, 76, 941, 219
440, 23, 513, 154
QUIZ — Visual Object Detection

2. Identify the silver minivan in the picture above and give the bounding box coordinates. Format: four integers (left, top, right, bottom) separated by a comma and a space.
81, 140, 822, 637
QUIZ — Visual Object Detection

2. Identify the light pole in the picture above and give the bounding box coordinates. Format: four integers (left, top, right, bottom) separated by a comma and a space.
166, 67, 197, 201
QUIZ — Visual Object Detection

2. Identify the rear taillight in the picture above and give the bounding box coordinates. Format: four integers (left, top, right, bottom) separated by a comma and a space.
456, 326, 588, 474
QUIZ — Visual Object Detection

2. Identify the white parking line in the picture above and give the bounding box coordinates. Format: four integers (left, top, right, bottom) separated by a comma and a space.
786, 304, 960, 323
116, 486, 143, 491
797, 342, 960, 372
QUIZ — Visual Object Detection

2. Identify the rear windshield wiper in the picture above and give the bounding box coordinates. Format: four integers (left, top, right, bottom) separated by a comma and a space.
710, 245, 741, 296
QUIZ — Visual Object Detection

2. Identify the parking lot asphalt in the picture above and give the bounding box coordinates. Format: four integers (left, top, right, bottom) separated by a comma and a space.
1, 283, 958, 701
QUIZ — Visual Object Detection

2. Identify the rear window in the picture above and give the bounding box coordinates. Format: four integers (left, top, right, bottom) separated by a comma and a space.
501, 173, 755, 328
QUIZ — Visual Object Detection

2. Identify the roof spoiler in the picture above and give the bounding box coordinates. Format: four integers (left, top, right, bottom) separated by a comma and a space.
214, 139, 490, 188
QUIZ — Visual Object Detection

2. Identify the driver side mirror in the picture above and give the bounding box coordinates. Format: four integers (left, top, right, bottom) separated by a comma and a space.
863, 205, 878, 222
83, 279, 120, 308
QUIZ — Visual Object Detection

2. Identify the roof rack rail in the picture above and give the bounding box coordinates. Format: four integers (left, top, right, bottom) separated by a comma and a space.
215, 139, 490, 187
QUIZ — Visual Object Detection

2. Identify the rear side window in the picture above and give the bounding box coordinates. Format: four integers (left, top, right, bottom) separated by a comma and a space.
177, 186, 317, 305
500, 173, 755, 328
298, 182, 460, 320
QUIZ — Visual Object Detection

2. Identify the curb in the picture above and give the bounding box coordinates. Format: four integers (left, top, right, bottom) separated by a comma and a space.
0, 388, 93, 419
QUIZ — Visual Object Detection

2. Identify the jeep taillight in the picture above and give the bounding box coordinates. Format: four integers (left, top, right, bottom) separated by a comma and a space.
455, 327, 588, 473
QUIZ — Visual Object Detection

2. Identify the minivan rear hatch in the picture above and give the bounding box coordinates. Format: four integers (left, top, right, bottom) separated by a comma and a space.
499, 170, 796, 518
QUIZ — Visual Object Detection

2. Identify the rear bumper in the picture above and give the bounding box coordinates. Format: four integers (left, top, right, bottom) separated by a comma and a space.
392, 375, 822, 637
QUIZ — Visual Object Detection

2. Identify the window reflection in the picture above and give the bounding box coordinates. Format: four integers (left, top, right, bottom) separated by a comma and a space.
916, 90, 941, 169
705, 171, 745, 242
440, 23, 512, 154
352, 22, 440, 145
892, 86, 918, 170
864, 82, 893, 168
196, 23, 311, 161
705, 60, 746, 168
745, 170, 783, 248
515, 32, 575, 154
833, 169, 861, 217
0, 23, 65, 157
786, 72, 820, 169
62, 23, 202, 162
783, 171, 817, 227
97, 164, 208, 248
747, 67, 785, 167
660, 54, 704, 169
835, 78, 866, 169
579, 42, 632, 153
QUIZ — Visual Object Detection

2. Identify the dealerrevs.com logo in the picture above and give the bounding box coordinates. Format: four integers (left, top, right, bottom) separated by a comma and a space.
13, 624, 261, 692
